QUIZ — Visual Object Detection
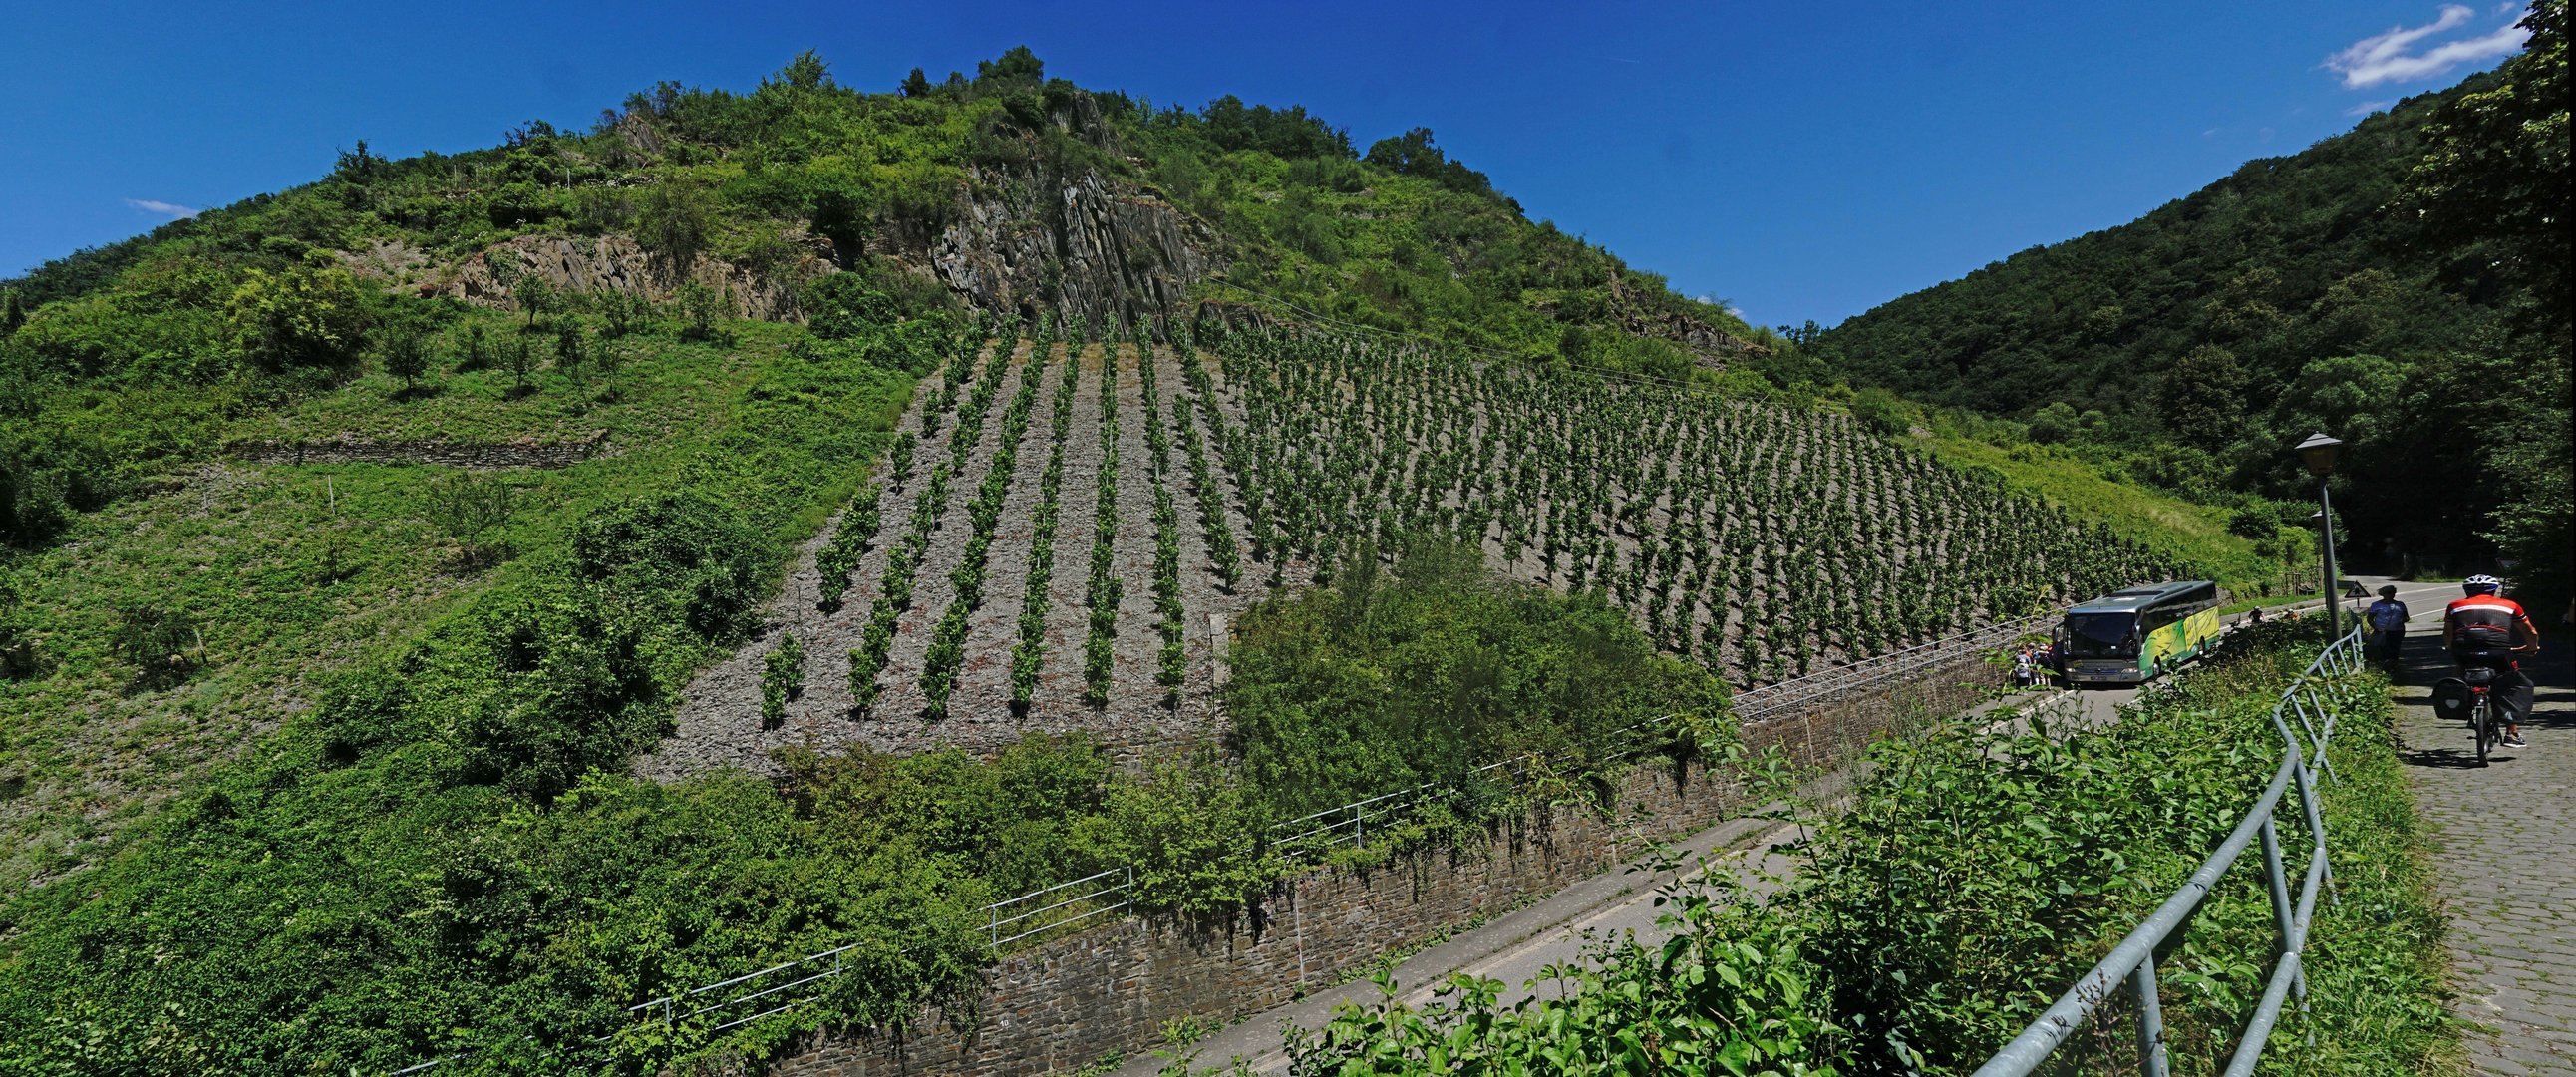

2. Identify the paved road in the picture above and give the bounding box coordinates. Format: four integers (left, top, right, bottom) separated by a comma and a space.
2387, 587, 2576, 1076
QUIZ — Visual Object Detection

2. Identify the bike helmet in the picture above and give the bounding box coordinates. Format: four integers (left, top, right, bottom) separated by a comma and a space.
2464, 574, 2502, 595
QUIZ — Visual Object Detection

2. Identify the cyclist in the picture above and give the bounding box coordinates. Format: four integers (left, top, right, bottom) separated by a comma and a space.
2366, 585, 2411, 665
2445, 574, 2541, 748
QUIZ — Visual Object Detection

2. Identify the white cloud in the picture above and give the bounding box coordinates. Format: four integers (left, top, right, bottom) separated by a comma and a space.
2327, 5, 2528, 88
124, 198, 197, 218
2345, 100, 2394, 116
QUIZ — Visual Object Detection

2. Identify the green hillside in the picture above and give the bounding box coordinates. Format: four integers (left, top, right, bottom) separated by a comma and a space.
0, 46, 2289, 1074
1810, 11, 2570, 607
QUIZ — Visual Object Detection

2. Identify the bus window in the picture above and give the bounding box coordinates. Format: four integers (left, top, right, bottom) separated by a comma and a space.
2066, 612, 2139, 657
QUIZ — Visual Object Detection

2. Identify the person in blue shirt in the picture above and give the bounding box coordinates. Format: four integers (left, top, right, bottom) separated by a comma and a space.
2366, 586, 2410, 666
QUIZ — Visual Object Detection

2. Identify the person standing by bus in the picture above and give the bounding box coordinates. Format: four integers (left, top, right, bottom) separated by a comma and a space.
2366, 586, 2411, 666
2013, 645, 2038, 688
2446, 575, 2540, 748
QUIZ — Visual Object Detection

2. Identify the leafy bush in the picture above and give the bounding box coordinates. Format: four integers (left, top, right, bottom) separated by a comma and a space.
761, 632, 805, 728
804, 273, 898, 341
1226, 536, 1727, 822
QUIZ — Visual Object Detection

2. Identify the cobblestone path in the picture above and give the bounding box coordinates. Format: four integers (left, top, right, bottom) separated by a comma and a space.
2394, 620, 2575, 1075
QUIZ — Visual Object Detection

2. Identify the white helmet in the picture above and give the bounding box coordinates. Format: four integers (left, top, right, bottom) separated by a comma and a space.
2463, 574, 2502, 595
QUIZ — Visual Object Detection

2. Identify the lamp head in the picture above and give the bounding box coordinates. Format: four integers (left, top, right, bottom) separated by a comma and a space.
2295, 432, 2342, 477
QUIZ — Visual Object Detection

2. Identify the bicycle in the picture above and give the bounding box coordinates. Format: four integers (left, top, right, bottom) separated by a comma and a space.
2463, 665, 2502, 766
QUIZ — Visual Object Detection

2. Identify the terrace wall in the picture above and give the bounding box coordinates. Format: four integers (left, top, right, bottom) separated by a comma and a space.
769, 650, 2003, 1076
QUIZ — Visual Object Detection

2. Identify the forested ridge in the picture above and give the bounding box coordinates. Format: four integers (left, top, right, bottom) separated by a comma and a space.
1812, 2, 2570, 610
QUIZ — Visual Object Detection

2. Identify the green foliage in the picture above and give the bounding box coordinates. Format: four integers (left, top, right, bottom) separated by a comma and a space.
1226, 537, 1727, 822
1287, 627, 2453, 1076
225, 262, 369, 371
804, 271, 897, 341
1846, 386, 1910, 438
422, 470, 516, 569
761, 632, 805, 728
675, 279, 730, 344
1815, 51, 2567, 583
0, 321, 932, 1072
108, 602, 199, 686
1077, 750, 1278, 914
381, 326, 431, 387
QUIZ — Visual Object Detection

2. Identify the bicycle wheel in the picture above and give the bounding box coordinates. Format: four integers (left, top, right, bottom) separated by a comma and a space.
2474, 697, 2491, 766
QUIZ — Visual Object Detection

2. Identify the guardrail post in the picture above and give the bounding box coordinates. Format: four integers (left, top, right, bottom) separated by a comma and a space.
2298, 684, 2345, 787
2258, 814, 2308, 1006
2132, 953, 2170, 1077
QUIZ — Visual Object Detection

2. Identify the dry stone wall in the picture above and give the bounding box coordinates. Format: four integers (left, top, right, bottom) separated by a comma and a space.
225, 434, 612, 470
768, 651, 2002, 1076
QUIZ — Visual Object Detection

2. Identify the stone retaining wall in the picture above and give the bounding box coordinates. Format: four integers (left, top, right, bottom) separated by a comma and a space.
225, 436, 610, 470
771, 651, 2001, 1076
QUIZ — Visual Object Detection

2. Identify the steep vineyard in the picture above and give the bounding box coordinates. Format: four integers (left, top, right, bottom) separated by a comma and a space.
643, 316, 2176, 774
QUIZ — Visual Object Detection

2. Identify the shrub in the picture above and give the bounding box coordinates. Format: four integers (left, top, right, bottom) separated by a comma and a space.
761, 632, 805, 729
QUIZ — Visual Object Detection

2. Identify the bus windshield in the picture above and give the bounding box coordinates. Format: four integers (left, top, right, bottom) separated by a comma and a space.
2065, 612, 2140, 657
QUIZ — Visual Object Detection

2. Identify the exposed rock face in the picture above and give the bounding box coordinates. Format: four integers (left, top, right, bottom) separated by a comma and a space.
884, 164, 1227, 330
1604, 273, 1769, 369
429, 233, 832, 322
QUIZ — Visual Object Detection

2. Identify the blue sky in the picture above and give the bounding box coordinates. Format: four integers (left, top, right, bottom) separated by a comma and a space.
0, 1, 2529, 328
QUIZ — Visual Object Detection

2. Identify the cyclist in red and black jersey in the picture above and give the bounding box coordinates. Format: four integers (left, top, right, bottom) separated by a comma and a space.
2446, 574, 2541, 748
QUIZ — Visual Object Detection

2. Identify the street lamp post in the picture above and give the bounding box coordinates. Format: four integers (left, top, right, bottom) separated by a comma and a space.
2296, 433, 2344, 641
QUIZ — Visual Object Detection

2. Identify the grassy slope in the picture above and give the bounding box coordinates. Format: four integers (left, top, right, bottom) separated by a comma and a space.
0, 316, 886, 893
1913, 431, 2281, 594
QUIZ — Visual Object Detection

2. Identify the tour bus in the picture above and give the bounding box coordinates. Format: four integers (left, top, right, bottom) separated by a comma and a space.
2055, 580, 2224, 686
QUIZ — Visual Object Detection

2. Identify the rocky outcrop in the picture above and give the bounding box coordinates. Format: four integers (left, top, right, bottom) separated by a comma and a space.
882, 164, 1227, 331
428, 232, 832, 323
1604, 273, 1769, 369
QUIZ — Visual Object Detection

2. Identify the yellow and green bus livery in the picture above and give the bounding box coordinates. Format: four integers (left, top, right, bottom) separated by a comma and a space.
2055, 580, 2224, 686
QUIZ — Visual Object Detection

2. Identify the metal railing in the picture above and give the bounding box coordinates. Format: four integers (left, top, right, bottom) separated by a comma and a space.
394, 612, 2048, 1073
1971, 624, 2367, 1077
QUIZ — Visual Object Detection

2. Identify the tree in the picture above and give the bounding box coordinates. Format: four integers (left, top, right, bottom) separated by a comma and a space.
975, 46, 1044, 88
514, 274, 557, 329
809, 189, 873, 267
424, 472, 515, 569
1364, 127, 1496, 197
2267, 354, 2405, 448
382, 329, 430, 390
2398, 0, 2572, 610
2153, 344, 2251, 445
676, 280, 730, 343
638, 176, 717, 272
2398, 0, 2571, 317
459, 323, 490, 371
553, 321, 587, 380
225, 264, 369, 371
596, 290, 649, 338
1, 289, 24, 335
503, 335, 534, 394
1848, 386, 1910, 438
900, 67, 932, 98
774, 50, 830, 92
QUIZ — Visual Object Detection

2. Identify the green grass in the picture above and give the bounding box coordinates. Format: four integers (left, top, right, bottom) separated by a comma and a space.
1915, 432, 2286, 595
0, 316, 908, 897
